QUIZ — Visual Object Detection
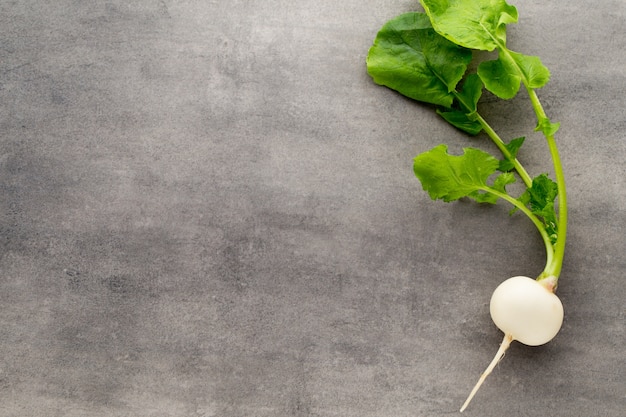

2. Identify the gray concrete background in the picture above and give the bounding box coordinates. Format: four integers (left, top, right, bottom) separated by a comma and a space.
1, 1, 624, 416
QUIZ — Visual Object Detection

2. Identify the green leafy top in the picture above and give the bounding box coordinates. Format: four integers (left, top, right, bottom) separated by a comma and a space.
367, 13, 486, 135
367, 1, 567, 280
413, 144, 515, 203
437, 73, 484, 135
419, 0, 518, 51
478, 51, 551, 99
518, 174, 559, 244
419, 0, 551, 99
366, 12, 471, 107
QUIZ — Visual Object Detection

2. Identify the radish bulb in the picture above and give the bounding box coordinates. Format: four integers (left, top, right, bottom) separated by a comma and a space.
460, 276, 564, 412
490, 276, 563, 346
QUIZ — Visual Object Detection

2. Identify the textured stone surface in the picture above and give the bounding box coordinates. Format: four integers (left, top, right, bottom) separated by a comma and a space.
1, 1, 624, 416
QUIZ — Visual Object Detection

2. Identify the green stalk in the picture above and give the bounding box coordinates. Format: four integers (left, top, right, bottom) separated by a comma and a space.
452, 91, 533, 188
453, 85, 557, 274
527, 88, 568, 281
495, 44, 568, 282
481, 186, 555, 273
474, 113, 533, 188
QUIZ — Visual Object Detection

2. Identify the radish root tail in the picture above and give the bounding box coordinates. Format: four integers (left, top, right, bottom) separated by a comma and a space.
460, 333, 514, 413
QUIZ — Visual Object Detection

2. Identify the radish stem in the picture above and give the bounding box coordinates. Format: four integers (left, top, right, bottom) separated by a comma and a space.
477, 186, 555, 272
474, 113, 533, 188
527, 87, 568, 283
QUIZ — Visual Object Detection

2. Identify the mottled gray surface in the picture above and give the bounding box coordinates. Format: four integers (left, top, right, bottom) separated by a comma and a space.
1, 1, 624, 416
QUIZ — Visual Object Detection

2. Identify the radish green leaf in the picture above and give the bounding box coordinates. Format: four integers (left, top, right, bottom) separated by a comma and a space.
419, 0, 518, 51
366, 12, 472, 107
437, 73, 485, 135
437, 110, 483, 135
413, 144, 511, 203
518, 174, 559, 243
498, 136, 525, 172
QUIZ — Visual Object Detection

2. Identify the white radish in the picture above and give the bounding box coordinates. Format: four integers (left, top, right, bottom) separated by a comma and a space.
460, 276, 564, 412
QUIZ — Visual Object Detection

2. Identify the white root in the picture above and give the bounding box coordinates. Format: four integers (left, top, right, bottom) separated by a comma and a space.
460, 333, 514, 413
